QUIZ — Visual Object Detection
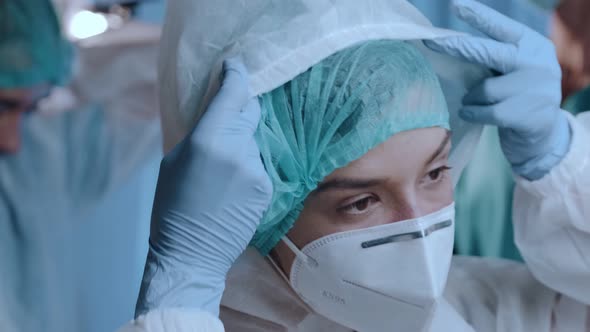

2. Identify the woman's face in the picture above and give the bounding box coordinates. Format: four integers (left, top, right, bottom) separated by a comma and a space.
272, 127, 454, 276
0, 84, 50, 153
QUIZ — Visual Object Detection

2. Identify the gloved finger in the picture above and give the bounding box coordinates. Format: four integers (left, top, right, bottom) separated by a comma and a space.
189, 99, 261, 160
451, 0, 526, 45
206, 57, 250, 116
238, 97, 263, 137
243, 135, 273, 204
243, 136, 267, 176
425, 36, 517, 73
459, 97, 531, 130
194, 58, 257, 140
214, 96, 262, 146
463, 70, 533, 105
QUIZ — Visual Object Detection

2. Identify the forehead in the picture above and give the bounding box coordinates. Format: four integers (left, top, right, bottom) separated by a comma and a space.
325, 127, 449, 180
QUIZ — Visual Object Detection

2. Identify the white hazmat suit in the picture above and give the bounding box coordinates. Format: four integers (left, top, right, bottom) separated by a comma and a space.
119, 0, 590, 330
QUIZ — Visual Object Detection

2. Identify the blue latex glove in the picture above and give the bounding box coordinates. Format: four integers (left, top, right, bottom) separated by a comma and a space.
426, 0, 571, 180
135, 59, 272, 317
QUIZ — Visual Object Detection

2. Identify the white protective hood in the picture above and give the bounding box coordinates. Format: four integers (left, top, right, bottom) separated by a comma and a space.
158, 0, 491, 183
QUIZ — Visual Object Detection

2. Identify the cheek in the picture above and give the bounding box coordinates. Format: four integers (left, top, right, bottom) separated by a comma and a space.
440, 179, 454, 202
270, 240, 296, 278
418, 179, 454, 215
287, 207, 336, 249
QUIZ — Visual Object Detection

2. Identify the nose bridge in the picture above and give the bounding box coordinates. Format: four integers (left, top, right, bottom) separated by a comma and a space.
390, 187, 421, 221
393, 203, 419, 221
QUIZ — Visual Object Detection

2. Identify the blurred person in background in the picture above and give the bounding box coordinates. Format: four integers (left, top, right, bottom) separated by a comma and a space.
549, 0, 590, 113
0, 1, 161, 331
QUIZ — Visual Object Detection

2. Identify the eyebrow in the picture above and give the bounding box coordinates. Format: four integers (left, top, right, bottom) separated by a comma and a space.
314, 177, 385, 194
314, 131, 452, 194
425, 131, 451, 165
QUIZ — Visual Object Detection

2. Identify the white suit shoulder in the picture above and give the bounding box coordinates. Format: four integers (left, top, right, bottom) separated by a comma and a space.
512, 111, 590, 304
445, 256, 557, 332
117, 309, 224, 332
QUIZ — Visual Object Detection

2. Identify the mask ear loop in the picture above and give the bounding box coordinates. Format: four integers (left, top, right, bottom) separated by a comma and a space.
267, 252, 291, 284
265, 236, 307, 283
266, 236, 319, 283
265, 238, 318, 314
282, 236, 319, 268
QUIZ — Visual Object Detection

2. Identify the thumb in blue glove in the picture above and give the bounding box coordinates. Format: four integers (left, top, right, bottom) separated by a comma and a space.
135, 58, 272, 317
425, 0, 571, 180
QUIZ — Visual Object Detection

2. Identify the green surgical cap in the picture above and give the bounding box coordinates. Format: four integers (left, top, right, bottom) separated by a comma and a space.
0, 1, 72, 88
252, 40, 450, 254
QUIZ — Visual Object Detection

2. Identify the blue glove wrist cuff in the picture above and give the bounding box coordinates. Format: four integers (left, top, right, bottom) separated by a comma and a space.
135, 246, 226, 319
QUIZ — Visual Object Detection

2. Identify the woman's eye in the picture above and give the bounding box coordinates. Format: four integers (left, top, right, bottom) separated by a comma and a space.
341, 196, 378, 215
427, 166, 451, 182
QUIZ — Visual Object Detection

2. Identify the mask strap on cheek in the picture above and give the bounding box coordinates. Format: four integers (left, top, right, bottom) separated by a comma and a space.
267, 252, 291, 284
282, 236, 318, 268
265, 239, 319, 314
266, 236, 308, 283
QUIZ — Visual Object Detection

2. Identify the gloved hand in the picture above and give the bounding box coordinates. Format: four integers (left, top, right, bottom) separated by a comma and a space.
135, 59, 272, 317
426, 0, 571, 180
